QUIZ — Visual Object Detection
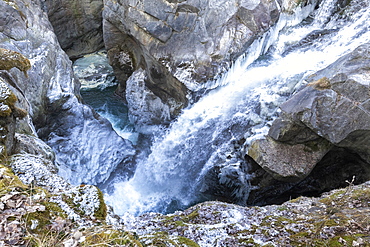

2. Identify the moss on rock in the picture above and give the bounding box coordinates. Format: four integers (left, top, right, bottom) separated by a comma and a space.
140, 232, 199, 247
0, 48, 31, 77
0, 163, 28, 194
0, 78, 18, 118
82, 226, 143, 247
94, 186, 108, 220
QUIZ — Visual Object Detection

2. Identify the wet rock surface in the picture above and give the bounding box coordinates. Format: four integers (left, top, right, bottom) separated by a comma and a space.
126, 68, 172, 130
247, 42, 370, 187
103, 0, 281, 85
0, 0, 136, 185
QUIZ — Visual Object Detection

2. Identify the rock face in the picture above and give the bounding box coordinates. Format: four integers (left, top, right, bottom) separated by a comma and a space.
301, 44, 370, 163
42, 0, 104, 58
0, 73, 28, 156
245, 43, 370, 204
0, 0, 135, 185
103, 0, 282, 125
126, 68, 172, 130
247, 147, 370, 206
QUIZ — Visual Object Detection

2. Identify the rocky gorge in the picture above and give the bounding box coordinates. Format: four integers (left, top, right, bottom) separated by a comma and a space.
0, 0, 370, 246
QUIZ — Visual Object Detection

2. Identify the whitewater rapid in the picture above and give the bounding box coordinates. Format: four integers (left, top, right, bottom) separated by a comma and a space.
104, 0, 370, 216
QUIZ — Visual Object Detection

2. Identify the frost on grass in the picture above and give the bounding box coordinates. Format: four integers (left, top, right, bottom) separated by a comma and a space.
9, 153, 107, 226
123, 182, 370, 246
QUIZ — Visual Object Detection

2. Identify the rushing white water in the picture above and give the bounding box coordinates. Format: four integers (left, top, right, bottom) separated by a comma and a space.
105, 0, 370, 216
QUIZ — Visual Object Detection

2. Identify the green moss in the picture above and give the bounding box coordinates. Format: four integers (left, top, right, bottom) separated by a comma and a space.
0, 164, 28, 194
175, 220, 186, 227
350, 187, 370, 204
238, 237, 260, 246
61, 194, 84, 216
41, 201, 67, 218
328, 236, 347, 246
82, 228, 143, 247
94, 187, 107, 220
177, 236, 199, 247
24, 194, 67, 235
25, 210, 52, 234
161, 207, 201, 227
260, 215, 294, 228
287, 197, 301, 204
319, 189, 346, 205
0, 48, 31, 77
291, 231, 310, 239
277, 206, 288, 211
183, 208, 200, 223
140, 232, 198, 247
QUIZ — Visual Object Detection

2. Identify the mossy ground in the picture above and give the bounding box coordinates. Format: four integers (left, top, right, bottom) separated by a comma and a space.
81, 226, 143, 247
0, 164, 28, 193
287, 184, 370, 246
124, 182, 370, 246
0, 161, 146, 247
93, 186, 107, 220
140, 232, 199, 247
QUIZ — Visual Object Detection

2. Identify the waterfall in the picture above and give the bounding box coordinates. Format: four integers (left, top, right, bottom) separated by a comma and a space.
104, 0, 370, 216
312, 0, 340, 26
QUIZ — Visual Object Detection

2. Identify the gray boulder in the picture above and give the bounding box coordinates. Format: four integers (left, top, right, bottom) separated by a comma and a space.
248, 43, 370, 182
126, 68, 172, 131
248, 136, 331, 182
280, 43, 370, 162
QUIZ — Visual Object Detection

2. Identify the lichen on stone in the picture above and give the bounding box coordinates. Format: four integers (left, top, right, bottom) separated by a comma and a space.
0, 48, 31, 77
307, 77, 332, 90
0, 77, 27, 120
0, 79, 17, 106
